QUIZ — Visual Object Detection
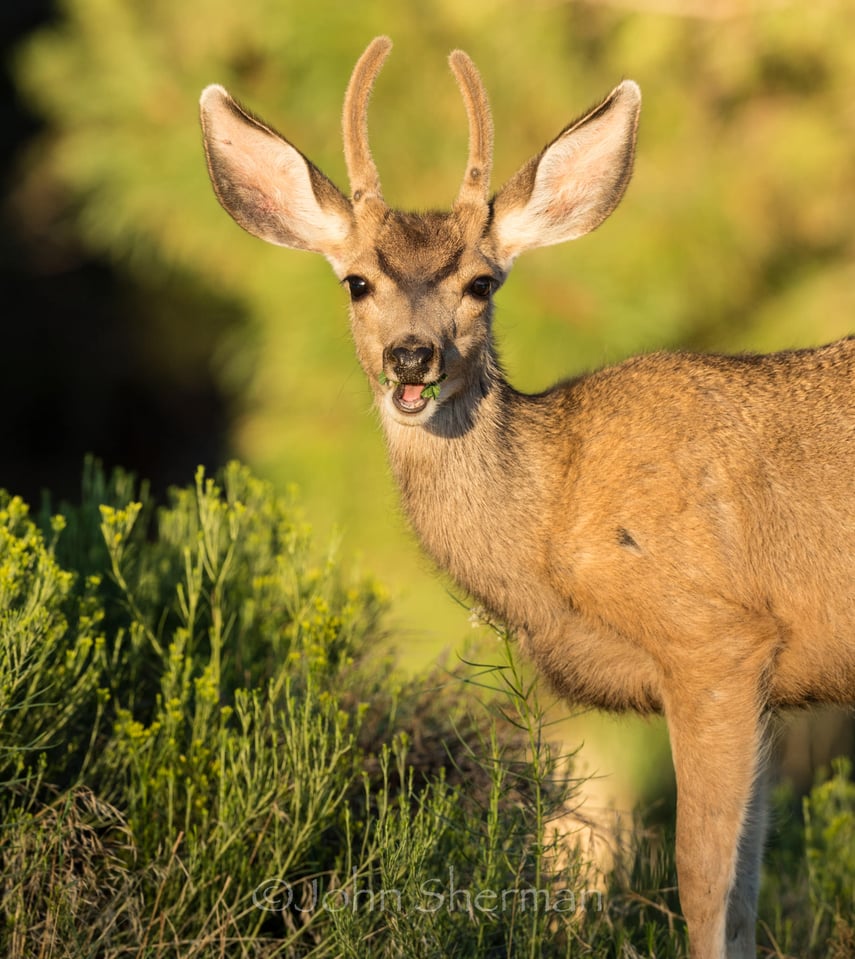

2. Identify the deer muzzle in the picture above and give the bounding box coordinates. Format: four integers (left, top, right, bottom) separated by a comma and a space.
382, 341, 445, 415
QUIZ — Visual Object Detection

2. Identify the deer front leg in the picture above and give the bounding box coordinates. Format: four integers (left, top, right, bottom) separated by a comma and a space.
665, 678, 768, 959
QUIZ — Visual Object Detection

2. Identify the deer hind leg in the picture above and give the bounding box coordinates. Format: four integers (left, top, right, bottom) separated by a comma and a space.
726, 752, 769, 958
664, 665, 769, 959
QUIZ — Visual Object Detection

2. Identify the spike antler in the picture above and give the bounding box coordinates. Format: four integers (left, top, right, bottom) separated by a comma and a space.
342, 36, 392, 204
449, 50, 494, 208
343, 38, 493, 209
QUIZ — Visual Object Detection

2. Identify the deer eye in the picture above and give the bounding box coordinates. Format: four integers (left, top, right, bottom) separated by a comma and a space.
344, 275, 371, 300
467, 276, 495, 299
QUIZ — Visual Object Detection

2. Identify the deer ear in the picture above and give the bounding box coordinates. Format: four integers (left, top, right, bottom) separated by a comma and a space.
200, 85, 353, 258
490, 80, 640, 267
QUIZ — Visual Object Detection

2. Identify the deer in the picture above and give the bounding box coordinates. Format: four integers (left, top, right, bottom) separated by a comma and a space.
199, 36, 855, 959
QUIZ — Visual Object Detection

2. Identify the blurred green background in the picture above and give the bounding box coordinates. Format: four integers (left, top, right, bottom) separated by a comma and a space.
1, 0, 853, 807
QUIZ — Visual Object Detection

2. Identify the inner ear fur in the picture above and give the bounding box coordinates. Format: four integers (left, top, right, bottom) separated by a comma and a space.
200, 85, 353, 254
490, 80, 641, 266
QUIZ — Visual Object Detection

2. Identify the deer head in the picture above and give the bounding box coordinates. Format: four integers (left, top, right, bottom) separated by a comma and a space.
199, 37, 640, 431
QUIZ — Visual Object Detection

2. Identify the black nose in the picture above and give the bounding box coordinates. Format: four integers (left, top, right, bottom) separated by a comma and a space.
385, 343, 437, 382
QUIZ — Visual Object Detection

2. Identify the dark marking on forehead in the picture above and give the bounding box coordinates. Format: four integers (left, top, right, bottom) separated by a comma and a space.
377, 246, 465, 286
374, 211, 466, 285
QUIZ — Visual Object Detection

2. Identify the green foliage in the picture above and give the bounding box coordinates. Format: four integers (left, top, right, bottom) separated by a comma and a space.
804, 758, 855, 950
0, 490, 108, 784
760, 762, 855, 958
0, 462, 604, 958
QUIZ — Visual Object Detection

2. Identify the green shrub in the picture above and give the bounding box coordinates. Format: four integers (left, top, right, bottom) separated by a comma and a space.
804, 757, 855, 953
0, 489, 108, 786
760, 757, 855, 959
0, 463, 598, 958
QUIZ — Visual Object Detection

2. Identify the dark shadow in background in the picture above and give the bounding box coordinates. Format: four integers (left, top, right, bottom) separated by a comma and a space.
1, 1, 242, 506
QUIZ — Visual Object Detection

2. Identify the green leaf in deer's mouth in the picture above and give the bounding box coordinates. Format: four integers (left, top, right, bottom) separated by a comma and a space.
420, 375, 447, 401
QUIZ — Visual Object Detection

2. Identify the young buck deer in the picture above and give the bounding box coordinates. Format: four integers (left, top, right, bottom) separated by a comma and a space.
200, 36, 855, 959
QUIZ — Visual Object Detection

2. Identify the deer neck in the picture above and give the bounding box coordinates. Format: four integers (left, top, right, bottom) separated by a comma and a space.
380, 365, 560, 627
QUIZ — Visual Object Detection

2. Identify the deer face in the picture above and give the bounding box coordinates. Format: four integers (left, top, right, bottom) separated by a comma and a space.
337, 206, 504, 427
200, 36, 639, 430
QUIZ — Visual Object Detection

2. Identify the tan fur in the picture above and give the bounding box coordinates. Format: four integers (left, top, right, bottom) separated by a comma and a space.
200, 37, 855, 959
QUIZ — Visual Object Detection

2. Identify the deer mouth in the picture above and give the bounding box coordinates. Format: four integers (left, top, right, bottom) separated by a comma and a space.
382, 374, 446, 416
394, 383, 430, 414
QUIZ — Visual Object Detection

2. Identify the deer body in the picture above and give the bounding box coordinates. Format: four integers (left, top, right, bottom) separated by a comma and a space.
200, 37, 855, 959
386, 339, 855, 714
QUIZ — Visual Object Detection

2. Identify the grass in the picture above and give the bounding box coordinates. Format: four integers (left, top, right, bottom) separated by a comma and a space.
0, 460, 852, 957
